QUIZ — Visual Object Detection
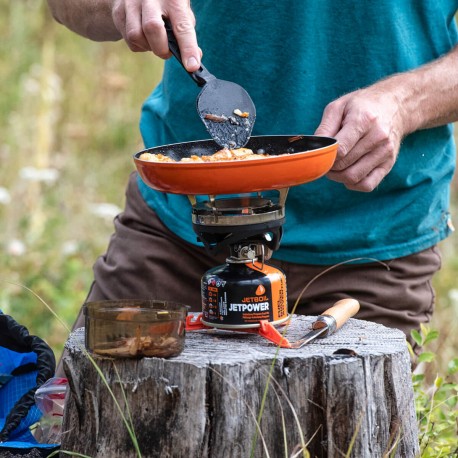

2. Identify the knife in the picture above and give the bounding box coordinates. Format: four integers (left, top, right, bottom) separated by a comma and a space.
289, 298, 360, 349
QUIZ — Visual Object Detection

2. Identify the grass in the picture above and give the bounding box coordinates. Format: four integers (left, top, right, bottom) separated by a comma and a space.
0, 0, 159, 352
0, 1, 457, 455
411, 326, 458, 457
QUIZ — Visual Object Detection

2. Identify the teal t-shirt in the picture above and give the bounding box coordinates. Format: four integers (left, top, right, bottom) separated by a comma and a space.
139, 0, 457, 264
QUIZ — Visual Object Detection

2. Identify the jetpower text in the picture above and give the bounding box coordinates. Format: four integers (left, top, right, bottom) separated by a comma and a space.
228, 302, 270, 312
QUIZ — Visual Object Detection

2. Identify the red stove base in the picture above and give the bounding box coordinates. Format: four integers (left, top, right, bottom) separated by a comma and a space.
185, 313, 294, 348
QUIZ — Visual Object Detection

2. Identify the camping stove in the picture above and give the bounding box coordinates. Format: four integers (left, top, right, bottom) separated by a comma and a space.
186, 189, 291, 345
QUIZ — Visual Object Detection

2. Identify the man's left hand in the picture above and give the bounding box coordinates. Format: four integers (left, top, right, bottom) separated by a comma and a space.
315, 83, 406, 192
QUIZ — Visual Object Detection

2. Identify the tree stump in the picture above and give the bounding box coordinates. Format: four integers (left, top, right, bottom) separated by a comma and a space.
61, 316, 419, 458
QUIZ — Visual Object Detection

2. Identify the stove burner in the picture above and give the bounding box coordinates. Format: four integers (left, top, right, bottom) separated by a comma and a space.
193, 219, 284, 255
191, 193, 286, 255
192, 196, 283, 225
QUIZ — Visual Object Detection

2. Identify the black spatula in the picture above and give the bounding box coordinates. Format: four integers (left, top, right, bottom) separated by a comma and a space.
164, 19, 256, 149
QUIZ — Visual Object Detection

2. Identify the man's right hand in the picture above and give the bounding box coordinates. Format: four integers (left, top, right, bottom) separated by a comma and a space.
111, 0, 201, 71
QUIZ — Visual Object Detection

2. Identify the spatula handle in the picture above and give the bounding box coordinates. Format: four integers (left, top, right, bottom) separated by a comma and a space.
163, 18, 215, 87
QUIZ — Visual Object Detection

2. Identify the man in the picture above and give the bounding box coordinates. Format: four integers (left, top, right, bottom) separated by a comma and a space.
47, 0, 457, 336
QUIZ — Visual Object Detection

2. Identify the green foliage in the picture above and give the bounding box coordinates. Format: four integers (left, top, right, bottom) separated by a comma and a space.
411, 326, 458, 457
0, 1, 162, 359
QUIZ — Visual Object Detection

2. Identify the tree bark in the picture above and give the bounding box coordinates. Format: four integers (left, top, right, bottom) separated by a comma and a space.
61, 316, 419, 457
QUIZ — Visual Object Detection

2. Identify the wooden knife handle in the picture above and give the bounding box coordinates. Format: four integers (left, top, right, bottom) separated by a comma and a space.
312, 298, 360, 332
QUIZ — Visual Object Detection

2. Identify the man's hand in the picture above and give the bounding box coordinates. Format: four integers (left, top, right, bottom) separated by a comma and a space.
315, 84, 406, 192
112, 0, 201, 71
315, 45, 458, 192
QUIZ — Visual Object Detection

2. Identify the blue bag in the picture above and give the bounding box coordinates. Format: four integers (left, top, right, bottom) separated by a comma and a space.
0, 311, 59, 457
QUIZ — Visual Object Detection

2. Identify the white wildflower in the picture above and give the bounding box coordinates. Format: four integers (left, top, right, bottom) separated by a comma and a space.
0, 187, 11, 204
62, 240, 79, 256
19, 167, 59, 183
23, 75, 40, 95
449, 289, 458, 307
7, 239, 26, 256
89, 203, 122, 220
23, 64, 62, 103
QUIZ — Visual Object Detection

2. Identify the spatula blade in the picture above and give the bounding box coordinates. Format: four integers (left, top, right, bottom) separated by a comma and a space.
163, 17, 256, 149
197, 79, 256, 149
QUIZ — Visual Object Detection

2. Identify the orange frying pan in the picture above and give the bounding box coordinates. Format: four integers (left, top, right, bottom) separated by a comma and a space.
133, 135, 338, 195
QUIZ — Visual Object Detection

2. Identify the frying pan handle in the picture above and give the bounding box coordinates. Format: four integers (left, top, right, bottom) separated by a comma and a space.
163, 17, 215, 87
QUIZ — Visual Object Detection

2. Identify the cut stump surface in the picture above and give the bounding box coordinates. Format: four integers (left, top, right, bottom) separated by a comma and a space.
61, 316, 419, 458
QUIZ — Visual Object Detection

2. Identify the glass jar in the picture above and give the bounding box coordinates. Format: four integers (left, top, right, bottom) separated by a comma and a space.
84, 300, 188, 358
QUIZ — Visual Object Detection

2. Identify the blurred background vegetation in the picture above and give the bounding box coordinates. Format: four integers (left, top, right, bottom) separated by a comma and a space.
0, 1, 457, 368
0, 1, 157, 351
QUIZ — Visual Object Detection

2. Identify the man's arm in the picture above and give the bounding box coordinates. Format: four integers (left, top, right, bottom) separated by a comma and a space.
315, 45, 458, 192
47, 0, 120, 41
47, 0, 201, 71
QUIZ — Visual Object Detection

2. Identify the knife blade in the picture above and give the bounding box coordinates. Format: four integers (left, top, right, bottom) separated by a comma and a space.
289, 298, 360, 349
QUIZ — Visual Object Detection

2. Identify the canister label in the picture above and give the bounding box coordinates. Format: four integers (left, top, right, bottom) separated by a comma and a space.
201, 261, 287, 327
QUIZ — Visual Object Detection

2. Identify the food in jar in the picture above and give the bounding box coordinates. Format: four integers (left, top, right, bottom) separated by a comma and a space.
92, 330, 182, 358
138, 147, 282, 163
85, 302, 186, 358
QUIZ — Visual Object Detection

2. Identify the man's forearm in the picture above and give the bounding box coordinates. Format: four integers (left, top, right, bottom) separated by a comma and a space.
47, 0, 121, 41
48, 0, 202, 71
388, 45, 458, 135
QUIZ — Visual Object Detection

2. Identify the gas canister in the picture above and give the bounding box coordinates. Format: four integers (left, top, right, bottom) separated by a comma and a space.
201, 260, 288, 328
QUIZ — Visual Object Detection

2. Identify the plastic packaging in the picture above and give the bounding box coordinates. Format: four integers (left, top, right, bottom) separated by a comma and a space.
34, 377, 68, 444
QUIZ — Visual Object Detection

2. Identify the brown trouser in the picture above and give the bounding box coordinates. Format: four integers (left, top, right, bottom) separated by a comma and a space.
78, 172, 442, 337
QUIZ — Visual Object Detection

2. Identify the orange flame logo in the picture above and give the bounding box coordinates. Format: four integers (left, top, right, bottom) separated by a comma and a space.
255, 285, 266, 295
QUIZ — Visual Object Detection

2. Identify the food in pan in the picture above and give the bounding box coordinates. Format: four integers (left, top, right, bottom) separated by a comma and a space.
203, 109, 250, 124
203, 113, 228, 123
138, 147, 282, 163
233, 108, 249, 118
